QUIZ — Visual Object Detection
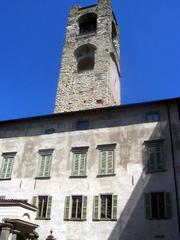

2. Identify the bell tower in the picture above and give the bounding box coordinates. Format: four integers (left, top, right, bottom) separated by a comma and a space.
54, 0, 121, 113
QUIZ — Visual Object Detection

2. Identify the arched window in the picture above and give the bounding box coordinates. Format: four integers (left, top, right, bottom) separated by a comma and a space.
75, 44, 97, 73
112, 21, 117, 40
79, 13, 97, 35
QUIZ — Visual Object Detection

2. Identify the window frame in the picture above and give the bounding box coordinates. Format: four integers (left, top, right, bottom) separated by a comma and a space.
0, 153, 16, 180
36, 149, 53, 179
146, 112, 160, 123
64, 195, 87, 221
78, 13, 97, 36
97, 144, 116, 177
76, 120, 89, 130
93, 194, 118, 221
144, 140, 165, 174
145, 192, 172, 220
32, 195, 52, 220
71, 147, 88, 178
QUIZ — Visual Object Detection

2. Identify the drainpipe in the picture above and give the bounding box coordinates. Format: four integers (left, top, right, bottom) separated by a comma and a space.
166, 102, 180, 236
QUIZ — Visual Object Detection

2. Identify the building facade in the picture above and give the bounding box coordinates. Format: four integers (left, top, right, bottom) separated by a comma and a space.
0, 1, 180, 240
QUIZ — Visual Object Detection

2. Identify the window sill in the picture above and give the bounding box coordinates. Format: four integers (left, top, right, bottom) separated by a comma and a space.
93, 219, 117, 222
146, 169, 167, 174
0, 178, 11, 181
97, 174, 116, 178
35, 177, 51, 180
147, 218, 170, 221
64, 219, 86, 222
69, 176, 87, 179
35, 218, 51, 220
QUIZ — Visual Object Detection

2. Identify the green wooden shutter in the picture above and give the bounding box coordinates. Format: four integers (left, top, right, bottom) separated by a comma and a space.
107, 151, 114, 174
111, 195, 118, 220
145, 193, 152, 219
148, 147, 156, 172
6, 157, 13, 178
81, 196, 87, 220
44, 155, 52, 177
93, 196, 99, 220
79, 154, 86, 176
31, 196, 38, 217
73, 154, 80, 176
64, 196, 70, 220
39, 155, 46, 177
100, 151, 107, 174
165, 192, 172, 219
31, 196, 38, 207
0, 158, 8, 178
46, 196, 52, 219
156, 146, 164, 171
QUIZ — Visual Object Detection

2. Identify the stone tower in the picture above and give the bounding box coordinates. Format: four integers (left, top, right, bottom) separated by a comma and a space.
54, 0, 121, 113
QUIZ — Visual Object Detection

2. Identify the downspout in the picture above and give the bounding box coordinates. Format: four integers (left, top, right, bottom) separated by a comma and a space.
166, 102, 180, 236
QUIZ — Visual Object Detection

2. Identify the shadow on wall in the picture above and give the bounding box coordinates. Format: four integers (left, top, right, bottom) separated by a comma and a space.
108, 122, 179, 240
0, 104, 165, 139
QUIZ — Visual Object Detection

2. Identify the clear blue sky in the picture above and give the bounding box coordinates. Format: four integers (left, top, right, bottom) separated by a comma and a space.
0, 0, 179, 120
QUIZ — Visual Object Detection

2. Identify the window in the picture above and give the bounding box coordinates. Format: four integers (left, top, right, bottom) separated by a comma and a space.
0, 153, 16, 180
64, 195, 87, 221
79, 13, 97, 35
76, 120, 89, 130
31, 196, 52, 220
93, 194, 117, 221
71, 148, 88, 177
177, 102, 180, 121
145, 192, 172, 219
75, 44, 96, 73
44, 128, 55, 135
37, 150, 53, 178
144, 140, 165, 173
97, 144, 116, 176
146, 112, 160, 122
112, 21, 117, 41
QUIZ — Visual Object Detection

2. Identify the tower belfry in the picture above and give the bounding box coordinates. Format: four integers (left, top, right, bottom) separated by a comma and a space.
55, 0, 121, 113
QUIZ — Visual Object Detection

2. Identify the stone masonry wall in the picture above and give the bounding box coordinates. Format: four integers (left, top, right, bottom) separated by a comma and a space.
54, 1, 121, 113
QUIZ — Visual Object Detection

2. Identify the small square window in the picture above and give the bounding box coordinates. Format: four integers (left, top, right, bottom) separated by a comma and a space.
144, 140, 165, 173
76, 120, 89, 130
146, 112, 160, 122
64, 195, 87, 221
44, 128, 55, 135
145, 192, 172, 219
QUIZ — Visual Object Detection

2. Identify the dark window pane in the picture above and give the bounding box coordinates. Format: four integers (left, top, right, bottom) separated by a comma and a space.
38, 196, 48, 218
146, 112, 160, 122
177, 103, 180, 121
151, 193, 165, 219
78, 57, 94, 72
76, 120, 89, 130
80, 20, 97, 34
101, 195, 112, 219
44, 128, 55, 134
71, 196, 82, 219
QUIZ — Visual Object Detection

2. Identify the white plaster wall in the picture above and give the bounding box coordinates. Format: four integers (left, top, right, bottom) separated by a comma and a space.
0, 206, 36, 223
0, 104, 179, 240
